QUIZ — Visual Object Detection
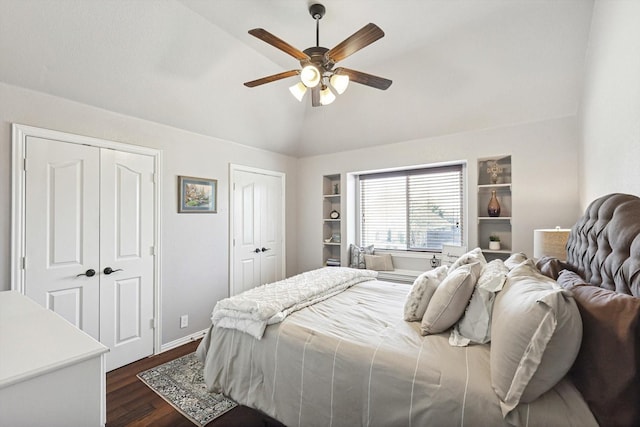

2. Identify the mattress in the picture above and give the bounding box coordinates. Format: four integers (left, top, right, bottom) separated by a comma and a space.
197, 279, 597, 427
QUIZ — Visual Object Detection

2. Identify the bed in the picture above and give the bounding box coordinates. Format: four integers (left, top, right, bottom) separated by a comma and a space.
197, 193, 640, 427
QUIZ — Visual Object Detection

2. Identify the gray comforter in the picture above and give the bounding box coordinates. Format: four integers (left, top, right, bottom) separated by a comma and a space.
197, 279, 597, 427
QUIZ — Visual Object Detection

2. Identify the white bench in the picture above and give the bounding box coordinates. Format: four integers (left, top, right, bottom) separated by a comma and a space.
373, 246, 468, 284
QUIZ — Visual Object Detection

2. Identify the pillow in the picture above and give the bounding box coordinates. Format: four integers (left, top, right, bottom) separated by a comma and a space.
557, 270, 640, 427
450, 259, 508, 346
504, 252, 528, 270
491, 260, 582, 417
403, 265, 449, 321
536, 256, 577, 280
448, 247, 486, 272
421, 261, 482, 335
349, 244, 374, 269
364, 253, 394, 271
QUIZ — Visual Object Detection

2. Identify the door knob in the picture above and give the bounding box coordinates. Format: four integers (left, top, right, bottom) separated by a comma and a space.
254, 248, 261, 253
76, 269, 96, 277
103, 267, 123, 275
261, 247, 271, 252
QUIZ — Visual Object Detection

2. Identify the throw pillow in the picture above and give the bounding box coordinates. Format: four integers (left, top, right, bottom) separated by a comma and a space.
536, 256, 576, 280
421, 261, 482, 335
349, 244, 374, 269
364, 253, 394, 271
504, 252, 528, 270
449, 247, 486, 272
403, 265, 449, 321
450, 259, 508, 346
491, 260, 582, 417
558, 270, 640, 427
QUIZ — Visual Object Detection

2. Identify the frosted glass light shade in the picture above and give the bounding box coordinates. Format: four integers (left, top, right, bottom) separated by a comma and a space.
300, 65, 321, 88
319, 86, 336, 105
330, 74, 349, 94
289, 82, 307, 102
533, 227, 570, 260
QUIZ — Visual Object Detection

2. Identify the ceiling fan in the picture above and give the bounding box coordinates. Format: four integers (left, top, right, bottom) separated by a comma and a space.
243, 3, 392, 107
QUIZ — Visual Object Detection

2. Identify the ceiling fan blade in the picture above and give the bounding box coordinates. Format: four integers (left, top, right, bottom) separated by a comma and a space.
311, 86, 321, 107
335, 67, 392, 90
326, 23, 385, 64
248, 28, 310, 61
244, 70, 300, 88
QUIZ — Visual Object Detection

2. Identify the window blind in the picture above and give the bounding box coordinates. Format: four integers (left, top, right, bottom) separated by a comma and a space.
359, 165, 464, 251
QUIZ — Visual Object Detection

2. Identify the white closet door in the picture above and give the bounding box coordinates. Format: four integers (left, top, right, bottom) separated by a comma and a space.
233, 170, 262, 294
232, 168, 284, 295
24, 136, 155, 371
99, 149, 155, 371
259, 173, 283, 285
25, 136, 101, 340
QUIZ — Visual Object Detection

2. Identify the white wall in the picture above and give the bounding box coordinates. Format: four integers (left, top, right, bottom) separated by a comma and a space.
579, 0, 640, 207
296, 117, 581, 272
0, 82, 298, 346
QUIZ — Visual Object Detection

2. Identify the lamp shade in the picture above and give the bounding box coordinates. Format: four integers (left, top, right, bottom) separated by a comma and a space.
289, 82, 307, 101
533, 227, 570, 260
300, 65, 321, 88
330, 74, 349, 94
319, 86, 336, 105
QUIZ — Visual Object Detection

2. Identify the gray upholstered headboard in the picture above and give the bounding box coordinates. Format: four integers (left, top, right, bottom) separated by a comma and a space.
566, 193, 640, 297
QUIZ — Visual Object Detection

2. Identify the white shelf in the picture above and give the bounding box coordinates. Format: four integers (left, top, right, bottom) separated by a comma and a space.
322, 174, 342, 267
478, 183, 511, 190
478, 155, 512, 260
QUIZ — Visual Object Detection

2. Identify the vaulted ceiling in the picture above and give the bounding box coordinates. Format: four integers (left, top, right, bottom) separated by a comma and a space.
0, 0, 594, 157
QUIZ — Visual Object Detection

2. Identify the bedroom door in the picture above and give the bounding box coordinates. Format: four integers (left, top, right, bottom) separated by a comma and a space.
21, 134, 156, 371
231, 166, 285, 295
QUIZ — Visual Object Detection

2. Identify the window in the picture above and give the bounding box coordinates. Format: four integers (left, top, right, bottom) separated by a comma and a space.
358, 164, 464, 251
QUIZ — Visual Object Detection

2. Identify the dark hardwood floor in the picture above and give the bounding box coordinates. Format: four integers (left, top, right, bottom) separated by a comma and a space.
106, 339, 286, 427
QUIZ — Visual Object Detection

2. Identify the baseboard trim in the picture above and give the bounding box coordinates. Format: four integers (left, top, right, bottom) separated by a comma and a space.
160, 328, 208, 353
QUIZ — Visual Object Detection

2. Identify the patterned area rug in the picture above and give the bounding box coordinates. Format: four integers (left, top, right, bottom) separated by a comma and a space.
137, 352, 237, 426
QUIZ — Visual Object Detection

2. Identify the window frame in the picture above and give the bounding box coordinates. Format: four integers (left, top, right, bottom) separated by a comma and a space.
355, 162, 467, 253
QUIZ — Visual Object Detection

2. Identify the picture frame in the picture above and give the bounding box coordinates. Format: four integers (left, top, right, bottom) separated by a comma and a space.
178, 175, 217, 213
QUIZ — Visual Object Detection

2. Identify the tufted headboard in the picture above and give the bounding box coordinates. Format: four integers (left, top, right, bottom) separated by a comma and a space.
566, 193, 640, 297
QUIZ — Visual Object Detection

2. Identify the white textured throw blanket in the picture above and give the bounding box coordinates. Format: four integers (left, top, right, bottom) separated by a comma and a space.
211, 267, 378, 339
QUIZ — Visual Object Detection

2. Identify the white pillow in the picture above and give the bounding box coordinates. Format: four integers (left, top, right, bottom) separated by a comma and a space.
364, 253, 394, 271
449, 247, 487, 272
450, 259, 508, 346
503, 252, 528, 270
421, 261, 482, 335
491, 260, 582, 418
403, 265, 449, 321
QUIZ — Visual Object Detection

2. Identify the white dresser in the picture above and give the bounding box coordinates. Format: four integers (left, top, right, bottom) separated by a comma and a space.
0, 291, 109, 427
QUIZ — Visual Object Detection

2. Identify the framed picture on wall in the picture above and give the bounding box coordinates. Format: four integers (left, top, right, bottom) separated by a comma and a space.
178, 176, 217, 213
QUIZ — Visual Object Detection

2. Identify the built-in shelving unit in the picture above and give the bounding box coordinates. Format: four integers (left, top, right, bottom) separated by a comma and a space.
477, 155, 512, 260
322, 174, 342, 266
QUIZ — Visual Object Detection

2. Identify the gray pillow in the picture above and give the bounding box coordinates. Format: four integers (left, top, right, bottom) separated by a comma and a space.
491, 260, 582, 418
403, 265, 448, 321
421, 261, 482, 335
349, 244, 374, 269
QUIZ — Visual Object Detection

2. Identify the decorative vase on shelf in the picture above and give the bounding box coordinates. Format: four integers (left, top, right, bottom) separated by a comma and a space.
487, 190, 501, 217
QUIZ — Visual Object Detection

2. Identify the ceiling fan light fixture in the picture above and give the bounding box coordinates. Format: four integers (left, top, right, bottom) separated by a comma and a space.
289, 82, 307, 101
300, 65, 321, 87
319, 85, 336, 105
330, 73, 349, 95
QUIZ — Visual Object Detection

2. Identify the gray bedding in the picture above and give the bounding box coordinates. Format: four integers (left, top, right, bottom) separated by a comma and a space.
197, 279, 597, 427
